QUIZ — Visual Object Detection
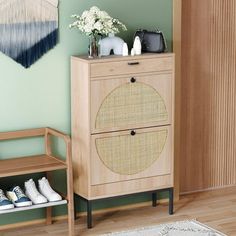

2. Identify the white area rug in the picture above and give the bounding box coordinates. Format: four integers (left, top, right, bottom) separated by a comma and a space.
101, 220, 227, 236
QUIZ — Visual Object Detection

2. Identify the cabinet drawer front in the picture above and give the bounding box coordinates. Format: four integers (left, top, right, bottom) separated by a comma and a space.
91, 126, 173, 185
90, 56, 173, 78
91, 73, 173, 134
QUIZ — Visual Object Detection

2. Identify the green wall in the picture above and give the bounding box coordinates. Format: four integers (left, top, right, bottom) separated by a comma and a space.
0, 0, 173, 226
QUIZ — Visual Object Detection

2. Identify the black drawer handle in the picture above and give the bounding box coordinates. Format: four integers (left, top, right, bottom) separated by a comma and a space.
130, 130, 136, 136
128, 62, 140, 66
130, 77, 136, 83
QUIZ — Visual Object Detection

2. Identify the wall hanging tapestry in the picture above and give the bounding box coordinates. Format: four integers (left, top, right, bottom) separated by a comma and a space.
0, 0, 58, 68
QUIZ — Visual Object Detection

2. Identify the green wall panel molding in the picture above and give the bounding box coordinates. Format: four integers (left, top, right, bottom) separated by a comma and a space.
0, 0, 172, 226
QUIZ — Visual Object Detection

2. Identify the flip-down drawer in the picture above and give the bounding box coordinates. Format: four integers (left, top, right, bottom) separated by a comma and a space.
91, 126, 173, 185
90, 56, 174, 78
91, 73, 173, 134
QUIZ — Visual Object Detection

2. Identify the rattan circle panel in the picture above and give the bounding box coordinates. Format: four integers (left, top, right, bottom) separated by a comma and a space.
95, 82, 168, 129
96, 129, 168, 175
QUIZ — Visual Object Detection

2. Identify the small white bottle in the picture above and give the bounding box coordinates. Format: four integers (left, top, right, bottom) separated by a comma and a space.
122, 43, 129, 56
133, 36, 142, 55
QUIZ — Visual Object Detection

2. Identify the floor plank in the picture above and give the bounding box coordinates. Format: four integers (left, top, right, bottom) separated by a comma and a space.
3, 187, 236, 235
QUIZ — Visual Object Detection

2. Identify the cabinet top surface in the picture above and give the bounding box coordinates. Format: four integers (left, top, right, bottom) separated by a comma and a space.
71, 53, 174, 64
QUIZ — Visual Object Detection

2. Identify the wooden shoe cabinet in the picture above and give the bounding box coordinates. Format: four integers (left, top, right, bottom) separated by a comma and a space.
0, 127, 75, 236
71, 53, 175, 228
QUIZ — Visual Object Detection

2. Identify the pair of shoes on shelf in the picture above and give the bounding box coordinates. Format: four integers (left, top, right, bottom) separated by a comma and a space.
0, 186, 32, 209
0, 177, 62, 210
25, 177, 62, 205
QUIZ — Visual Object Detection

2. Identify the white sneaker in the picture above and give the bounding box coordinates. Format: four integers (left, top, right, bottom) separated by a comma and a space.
38, 177, 62, 202
25, 179, 47, 205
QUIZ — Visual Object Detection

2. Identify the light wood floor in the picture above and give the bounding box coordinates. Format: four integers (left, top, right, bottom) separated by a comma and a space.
3, 187, 236, 236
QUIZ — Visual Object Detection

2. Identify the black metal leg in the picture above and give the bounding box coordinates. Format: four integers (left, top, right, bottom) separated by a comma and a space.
87, 200, 93, 229
74, 194, 77, 220
152, 192, 157, 207
169, 188, 174, 215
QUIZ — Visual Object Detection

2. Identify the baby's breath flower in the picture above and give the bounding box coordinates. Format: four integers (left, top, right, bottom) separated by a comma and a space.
69, 6, 127, 36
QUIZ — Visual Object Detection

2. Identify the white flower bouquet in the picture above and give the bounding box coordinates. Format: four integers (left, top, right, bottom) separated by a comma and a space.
69, 6, 127, 37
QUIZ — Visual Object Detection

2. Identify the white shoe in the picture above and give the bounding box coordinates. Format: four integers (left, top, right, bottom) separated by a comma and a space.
25, 179, 47, 205
38, 177, 62, 202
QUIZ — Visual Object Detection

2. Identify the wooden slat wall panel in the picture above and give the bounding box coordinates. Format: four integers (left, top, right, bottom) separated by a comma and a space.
173, 0, 182, 200
181, 0, 236, 193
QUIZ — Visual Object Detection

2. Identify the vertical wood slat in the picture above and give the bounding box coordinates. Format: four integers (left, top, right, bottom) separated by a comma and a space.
173, 0, 182, 200
181, 0, 236, 193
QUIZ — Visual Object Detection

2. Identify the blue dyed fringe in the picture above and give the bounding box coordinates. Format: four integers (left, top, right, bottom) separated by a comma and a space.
0, 21, 58, 68
16, 29, 58, 68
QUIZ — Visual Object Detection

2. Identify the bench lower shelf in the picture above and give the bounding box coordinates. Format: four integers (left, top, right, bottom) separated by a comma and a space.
0, 200, 67, 214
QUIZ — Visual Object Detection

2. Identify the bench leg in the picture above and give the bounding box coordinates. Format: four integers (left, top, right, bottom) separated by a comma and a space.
74, 194, 78, 220
67, 170, 75, 236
